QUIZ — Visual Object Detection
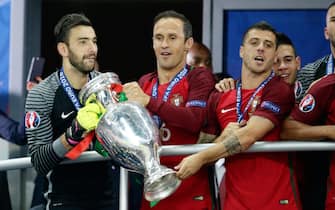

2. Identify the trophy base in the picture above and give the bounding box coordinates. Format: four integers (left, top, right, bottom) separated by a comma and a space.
144, 168, 182, 202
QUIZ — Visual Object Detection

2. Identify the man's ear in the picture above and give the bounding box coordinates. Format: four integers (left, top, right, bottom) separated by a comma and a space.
239, 45, 244, 59
325, 26, 330, 40
296, 56, 301, 70
57, 42, 68, 57
185, 37, 194, 52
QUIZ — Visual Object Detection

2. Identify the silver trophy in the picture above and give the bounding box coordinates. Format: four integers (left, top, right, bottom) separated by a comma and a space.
79, 73, 181, 201
95, 102, 181, 201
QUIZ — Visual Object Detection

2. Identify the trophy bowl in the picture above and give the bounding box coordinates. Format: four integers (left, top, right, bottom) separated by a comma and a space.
79, 72, 121, 107
95, 102, 181, 201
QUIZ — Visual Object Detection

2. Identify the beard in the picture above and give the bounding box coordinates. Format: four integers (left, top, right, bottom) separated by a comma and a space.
68, 49, 96, 74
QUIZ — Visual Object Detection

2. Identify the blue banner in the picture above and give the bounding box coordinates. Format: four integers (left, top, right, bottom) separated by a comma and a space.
0, 0, 10, 111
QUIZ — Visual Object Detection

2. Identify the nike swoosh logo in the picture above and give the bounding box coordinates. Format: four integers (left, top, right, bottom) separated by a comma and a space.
61, 111, 74, 119
221, 107, 236, 114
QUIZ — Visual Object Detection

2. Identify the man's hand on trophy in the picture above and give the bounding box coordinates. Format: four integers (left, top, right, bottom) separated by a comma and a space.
65, 94, 106, 146
174, 153, 205, 180
123, 82, 150, 107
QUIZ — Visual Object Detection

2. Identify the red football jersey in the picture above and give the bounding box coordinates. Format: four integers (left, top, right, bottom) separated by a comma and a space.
139, 66, 216, 210
208, 76, 300, 210
291, 74, 335, 210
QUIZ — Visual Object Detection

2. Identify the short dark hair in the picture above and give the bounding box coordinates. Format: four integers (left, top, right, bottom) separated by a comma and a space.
54, 13, 92, 43
276, 32, 297, 56
195, 42, 211, 57
242, 21, 277, 48
328, 1, 335, 11
193, 42, 212, 67
153, 10, 193, 40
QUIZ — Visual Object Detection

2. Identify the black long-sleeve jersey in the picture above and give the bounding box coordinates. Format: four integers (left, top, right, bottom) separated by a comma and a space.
25, 70, 119, 204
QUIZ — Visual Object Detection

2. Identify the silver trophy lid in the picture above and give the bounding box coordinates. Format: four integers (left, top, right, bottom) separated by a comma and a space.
79, 72, 121, 106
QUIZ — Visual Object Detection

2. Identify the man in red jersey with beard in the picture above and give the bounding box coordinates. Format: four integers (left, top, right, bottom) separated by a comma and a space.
175, 21, 301, 210
123, 10, 216, 210
281, 73, 335, 210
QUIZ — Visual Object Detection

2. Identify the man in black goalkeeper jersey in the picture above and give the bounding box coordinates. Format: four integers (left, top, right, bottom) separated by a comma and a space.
25, 13, 119, 210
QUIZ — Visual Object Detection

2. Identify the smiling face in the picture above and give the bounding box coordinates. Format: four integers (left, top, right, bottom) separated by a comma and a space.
273, 44, 300, 85
239, 29, 277, 75
153, 17, 193, 72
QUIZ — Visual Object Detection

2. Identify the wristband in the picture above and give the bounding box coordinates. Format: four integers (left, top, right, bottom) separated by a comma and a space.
61, 136, 74, 151
67, 137, 80, 146
66, 120, 86, 140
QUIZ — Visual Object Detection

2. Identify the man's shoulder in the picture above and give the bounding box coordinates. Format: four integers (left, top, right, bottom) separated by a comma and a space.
28, 72, 59, 98
40, 72, 59, 88
295, 55, 330, 101
187, 66, 216, 84
268, 76, 292, 90
264, 76, 294, 100
138, 71, 157, 88
300, 55, 329, 73
138, 71, 156, 83
309, 74, 335, 90
188, 66, 213, 76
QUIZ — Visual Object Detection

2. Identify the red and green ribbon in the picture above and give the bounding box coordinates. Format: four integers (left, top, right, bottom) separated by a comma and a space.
65, 83, 125, 159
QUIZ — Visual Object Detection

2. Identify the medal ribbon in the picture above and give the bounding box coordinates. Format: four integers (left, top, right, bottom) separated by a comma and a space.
59, 68, 82, 110
59, 68, 104, 159
151, 66, 188, 127
236, 71, 275, 123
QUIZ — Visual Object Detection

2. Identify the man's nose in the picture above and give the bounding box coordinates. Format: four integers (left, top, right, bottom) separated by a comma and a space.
278, 61, 287, 70
88, 41, 98, 53
257, 43, 265, 52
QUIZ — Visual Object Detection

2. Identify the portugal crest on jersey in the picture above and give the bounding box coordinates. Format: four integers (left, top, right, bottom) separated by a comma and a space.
25, 111, 41, 129
248, 95, 260, 116
299, 94, 315, 113
170, 94, 184, 106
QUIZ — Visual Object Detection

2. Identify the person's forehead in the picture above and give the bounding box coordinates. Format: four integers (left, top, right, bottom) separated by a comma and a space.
328, 6, 335, 19
245, 29, 276, 42
153, 17, 183, 34
277, 45, 295, 57
68, 25, 96, 39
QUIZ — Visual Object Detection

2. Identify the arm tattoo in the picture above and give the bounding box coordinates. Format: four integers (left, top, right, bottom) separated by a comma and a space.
223, 134, 242, 156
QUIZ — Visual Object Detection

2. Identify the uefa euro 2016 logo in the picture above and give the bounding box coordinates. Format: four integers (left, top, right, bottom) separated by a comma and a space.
299, 94, 315, 113
25, 111, 41, 129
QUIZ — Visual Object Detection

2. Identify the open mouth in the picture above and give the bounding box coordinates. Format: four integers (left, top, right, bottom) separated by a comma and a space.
280, 73, 289, 78
160, 52, 171, 57
254, 56, 264, 63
